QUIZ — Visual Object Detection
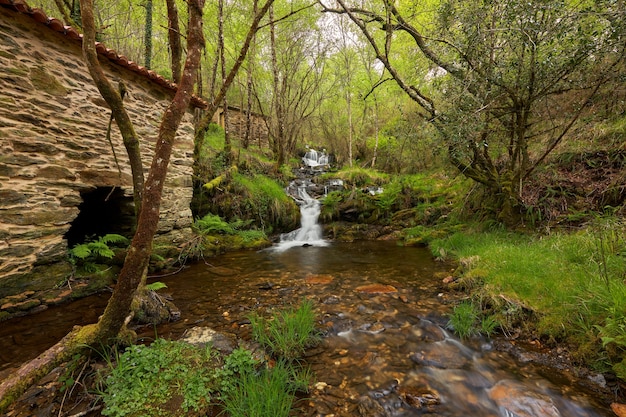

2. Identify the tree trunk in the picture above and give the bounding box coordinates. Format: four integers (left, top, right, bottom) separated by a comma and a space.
144, 0, 153, 69
0, 1, 205, 411
243, 0, 258, 150
269, 4, 286, 167
166, 0, 182, 82
218, 0, 231, 157
92, 0, 205, 343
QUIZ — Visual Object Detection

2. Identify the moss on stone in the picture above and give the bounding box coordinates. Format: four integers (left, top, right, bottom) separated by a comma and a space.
29, 66, 68, 96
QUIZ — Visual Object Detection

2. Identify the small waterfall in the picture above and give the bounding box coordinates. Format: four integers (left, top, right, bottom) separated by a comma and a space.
274, 187, 328, 251
302, 147, 330, 168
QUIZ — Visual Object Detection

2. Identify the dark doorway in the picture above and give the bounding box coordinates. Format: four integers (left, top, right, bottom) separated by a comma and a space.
64, 187, 136, 247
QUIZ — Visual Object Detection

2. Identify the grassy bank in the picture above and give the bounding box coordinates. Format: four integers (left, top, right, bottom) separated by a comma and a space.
428, 217, 626, 377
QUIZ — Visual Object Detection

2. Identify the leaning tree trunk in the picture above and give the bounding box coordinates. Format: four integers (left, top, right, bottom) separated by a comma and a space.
90, 0, 205, 344
0, 0, 205, 412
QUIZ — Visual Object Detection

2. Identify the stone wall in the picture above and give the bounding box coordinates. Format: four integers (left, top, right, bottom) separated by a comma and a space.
0, 5, 196, 314
214, 105, 269, 148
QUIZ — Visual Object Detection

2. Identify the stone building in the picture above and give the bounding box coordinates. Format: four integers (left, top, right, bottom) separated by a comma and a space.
0, 1, 266, 318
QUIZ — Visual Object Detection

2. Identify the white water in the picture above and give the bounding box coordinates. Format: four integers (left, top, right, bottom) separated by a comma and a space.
302, 148, 329, 168
273, 187, 329, 252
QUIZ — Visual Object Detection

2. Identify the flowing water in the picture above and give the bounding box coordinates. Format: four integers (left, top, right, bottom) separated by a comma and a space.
0, 240, 616, 416
276, 187, 329, 251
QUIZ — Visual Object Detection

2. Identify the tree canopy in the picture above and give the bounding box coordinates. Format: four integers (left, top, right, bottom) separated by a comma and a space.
29, 0, 626, 218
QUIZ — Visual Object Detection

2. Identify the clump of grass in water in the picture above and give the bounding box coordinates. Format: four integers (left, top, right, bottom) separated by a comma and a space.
221, 359, 311, 417
448, 301, 499, 339
248, 298, 321, 360
223, 299, 318, 417
96, 301, 319, 416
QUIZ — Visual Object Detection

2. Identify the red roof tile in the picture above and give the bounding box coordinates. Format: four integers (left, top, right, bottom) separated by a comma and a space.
0, 0, 207, 109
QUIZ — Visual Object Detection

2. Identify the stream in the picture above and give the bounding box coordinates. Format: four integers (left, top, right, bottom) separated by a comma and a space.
0, 240, 616, 416
0, 164, 618, 416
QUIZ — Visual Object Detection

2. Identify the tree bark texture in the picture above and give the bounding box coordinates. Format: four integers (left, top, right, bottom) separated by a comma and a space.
92, 0, 205, 343
144, 0, 153, 69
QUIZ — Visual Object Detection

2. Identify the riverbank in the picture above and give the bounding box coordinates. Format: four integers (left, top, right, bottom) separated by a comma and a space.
425, 221, 626, 399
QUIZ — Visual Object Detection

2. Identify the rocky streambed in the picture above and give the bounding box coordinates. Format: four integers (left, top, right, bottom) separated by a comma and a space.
1, 241, 620, 416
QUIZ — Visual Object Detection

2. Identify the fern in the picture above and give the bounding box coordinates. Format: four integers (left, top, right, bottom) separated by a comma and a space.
194, 213, 236, 235
100, 234, 130, 246
70, 244, 92, 260
88, 241, 115, 259
68, 234, 129, 271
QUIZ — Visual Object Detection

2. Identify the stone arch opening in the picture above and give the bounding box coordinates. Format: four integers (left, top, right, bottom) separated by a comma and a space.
64, 186, 136, 247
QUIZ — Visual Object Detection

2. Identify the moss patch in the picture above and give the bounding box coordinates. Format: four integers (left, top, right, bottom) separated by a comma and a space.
29, 66, 68, 96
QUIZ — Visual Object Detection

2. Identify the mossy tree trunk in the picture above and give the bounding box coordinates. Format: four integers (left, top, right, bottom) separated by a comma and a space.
166, 0, 182, 83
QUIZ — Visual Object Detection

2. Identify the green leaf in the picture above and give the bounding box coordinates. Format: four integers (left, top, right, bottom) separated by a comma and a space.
145, 281, 168, 291
88, 241, 115, 259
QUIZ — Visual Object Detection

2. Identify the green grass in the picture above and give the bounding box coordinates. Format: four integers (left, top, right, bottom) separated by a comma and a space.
248, 298, 321, 360
448, 300, 500, 339
221, 359, 311, 417
230, 173, 298, 232
97, 302, 319, 416
321, 167, 389, 187
431, 217, 626, 373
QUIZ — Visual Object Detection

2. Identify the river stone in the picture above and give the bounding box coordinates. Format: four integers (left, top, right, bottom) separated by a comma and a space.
488, 379, 561, 417
396, 381, 440, 408
180, 326, 237, 354
411, 319, 446, 342
410, 341, 473, 369
1, 298, 41, 313
357, 395, 388, 417
207, 266, 239, 276
305, 273, 334, 284
612, 403, 626, 417
355, 284, 398, 294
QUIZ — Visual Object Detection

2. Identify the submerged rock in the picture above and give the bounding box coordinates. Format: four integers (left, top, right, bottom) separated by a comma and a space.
355, 284, 398, 294
305, 273, 334, 284
488, 379, 561, 417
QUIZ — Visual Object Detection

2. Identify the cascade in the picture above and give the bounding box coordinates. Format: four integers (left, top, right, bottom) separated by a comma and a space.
302, 147, 330, 168
274, 186, 328, 251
